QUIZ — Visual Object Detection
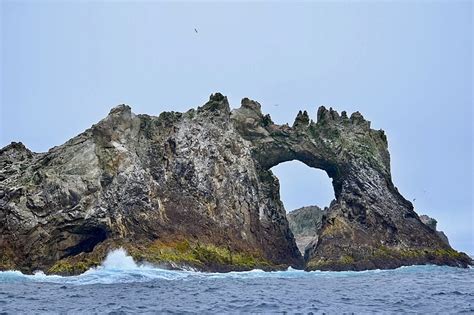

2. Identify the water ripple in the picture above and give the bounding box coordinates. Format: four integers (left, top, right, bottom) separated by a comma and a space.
0, 249, 473, 313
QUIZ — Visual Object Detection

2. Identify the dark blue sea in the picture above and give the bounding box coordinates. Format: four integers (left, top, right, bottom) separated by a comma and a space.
1, 249, 473, 314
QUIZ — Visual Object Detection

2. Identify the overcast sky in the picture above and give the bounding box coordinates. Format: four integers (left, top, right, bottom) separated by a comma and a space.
1, 1, 472, 254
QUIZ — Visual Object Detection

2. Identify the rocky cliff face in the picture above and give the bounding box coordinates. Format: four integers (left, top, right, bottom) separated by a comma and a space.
287, 206, 326, 255
1, 93, 471, 274
235, 101, 471, 271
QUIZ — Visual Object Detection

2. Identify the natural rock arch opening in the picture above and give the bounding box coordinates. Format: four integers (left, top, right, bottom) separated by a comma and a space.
271, 160, 334, 212
271, 160, 334, 255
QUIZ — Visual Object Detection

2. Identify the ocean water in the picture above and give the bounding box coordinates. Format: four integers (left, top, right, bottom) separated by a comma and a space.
1, 249, 473, 314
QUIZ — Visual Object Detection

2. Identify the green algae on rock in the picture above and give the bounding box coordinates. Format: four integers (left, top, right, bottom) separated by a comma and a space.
46, 240, 277, 276
126, 240, 278, 272
306, 247, 471, 271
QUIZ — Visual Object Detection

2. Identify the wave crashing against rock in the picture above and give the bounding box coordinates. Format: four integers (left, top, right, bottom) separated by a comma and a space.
0, 93, 471, 274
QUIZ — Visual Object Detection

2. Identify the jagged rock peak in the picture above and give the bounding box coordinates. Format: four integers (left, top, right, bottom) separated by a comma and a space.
317, 106, 339, 123
241, 97, 262, 112
108, 104, 132, 116
350, 111, 370, 128
209, 92, 227, 102
0, 141, 29, 153
92, 103, 137, 137
198, 92, 230, 114
0, 142, 33, 160
293, 110, 310, 128
316, 105, 371, 129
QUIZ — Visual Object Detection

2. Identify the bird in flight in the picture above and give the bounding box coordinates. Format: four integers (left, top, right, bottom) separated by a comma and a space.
194, 28, 198, 33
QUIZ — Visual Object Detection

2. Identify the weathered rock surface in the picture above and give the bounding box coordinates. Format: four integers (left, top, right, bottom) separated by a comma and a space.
1, 93, 471, 274
233, 99, 471, 271
287, 206, 327, 255
419, 214, 450, 246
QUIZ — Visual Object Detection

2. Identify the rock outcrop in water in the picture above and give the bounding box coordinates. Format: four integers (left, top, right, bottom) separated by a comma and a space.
0, 93, 471, 274
419, 214, 450, 246
287, 206, 326, 255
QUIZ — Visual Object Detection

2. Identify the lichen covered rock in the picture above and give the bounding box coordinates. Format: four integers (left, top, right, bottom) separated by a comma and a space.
0, 93, 471, 274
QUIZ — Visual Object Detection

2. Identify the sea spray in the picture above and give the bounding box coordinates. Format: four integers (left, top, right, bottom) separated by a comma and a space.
101, 248, 138, 270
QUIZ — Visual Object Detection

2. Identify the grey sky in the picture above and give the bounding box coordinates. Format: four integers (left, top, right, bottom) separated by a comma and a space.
1, 1, 472, 254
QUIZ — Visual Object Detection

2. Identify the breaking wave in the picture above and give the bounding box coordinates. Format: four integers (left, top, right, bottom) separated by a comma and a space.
0, 248, 470, 286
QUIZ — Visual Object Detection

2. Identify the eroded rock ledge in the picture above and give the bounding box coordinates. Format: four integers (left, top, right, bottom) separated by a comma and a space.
0, 93, 471, 274
419, 214, 450, 246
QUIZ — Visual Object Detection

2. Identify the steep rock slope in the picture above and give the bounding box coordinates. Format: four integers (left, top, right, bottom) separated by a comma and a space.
0, 93, 471, 273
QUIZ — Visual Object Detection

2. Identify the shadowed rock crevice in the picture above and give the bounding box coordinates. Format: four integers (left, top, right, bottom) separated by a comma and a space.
61, 227, 108, 258
0, 93, 471, 274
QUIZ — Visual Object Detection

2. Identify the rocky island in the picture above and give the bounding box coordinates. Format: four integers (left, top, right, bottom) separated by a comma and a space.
0, 93, 471, 275
287, 205, 327, 255
288, 206, 453, 265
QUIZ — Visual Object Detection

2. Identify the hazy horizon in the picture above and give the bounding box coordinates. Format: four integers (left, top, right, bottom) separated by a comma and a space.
1, 1, 472, 254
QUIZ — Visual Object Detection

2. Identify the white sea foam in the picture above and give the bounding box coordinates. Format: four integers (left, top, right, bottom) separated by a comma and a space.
0, 248, 470, 285
101, 247, 138, 270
